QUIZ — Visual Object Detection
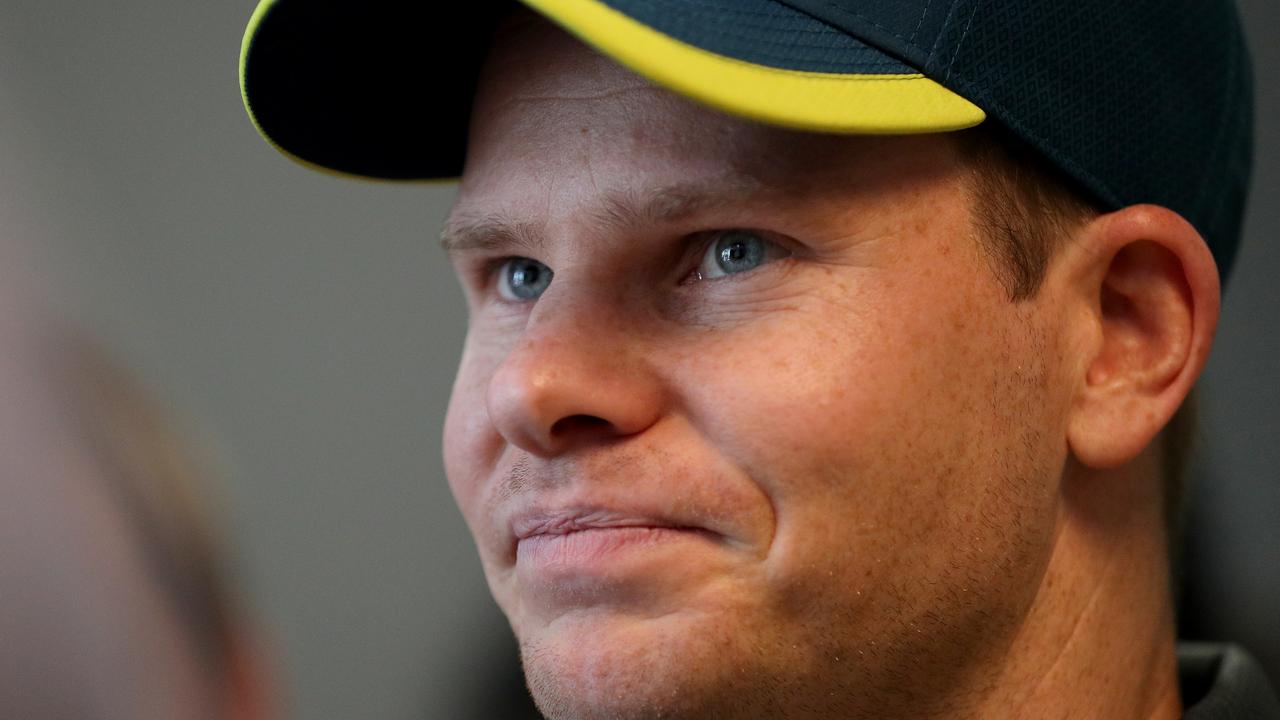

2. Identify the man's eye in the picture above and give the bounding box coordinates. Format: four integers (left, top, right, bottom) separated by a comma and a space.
497, 257, 554, 301
693, 230, 788, 281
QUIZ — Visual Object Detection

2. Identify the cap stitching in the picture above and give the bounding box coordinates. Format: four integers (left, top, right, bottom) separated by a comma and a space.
784, 0, 969, 74
943, 0, 981, 80
799, 1, 922, 51
908, 0, 933, 44
618, 0, 915, 71
928, 0, 967, 69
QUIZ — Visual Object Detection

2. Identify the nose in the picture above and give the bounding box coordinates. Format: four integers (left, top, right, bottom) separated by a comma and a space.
485, 303, 666, 457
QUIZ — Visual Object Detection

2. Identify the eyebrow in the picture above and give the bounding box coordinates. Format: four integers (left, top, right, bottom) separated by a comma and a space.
439, 178, 762, 254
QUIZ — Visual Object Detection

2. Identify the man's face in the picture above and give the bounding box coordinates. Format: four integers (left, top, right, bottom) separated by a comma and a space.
443, 13, 1075, 720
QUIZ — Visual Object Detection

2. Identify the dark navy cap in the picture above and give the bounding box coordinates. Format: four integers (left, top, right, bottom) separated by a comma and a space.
240, 0, 1253, 276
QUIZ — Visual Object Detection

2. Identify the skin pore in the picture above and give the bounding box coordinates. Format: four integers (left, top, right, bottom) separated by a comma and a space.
441, 11, 1218, 720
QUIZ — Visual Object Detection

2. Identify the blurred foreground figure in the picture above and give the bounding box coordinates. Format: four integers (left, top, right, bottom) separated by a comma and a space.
0, 268, 274, 719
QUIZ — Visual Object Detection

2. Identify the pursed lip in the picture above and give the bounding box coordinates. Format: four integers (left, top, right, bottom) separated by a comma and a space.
507, 505, 722, 563
512, 507, 703, 542
491, 461, 773, 568
508, 505, 724, 585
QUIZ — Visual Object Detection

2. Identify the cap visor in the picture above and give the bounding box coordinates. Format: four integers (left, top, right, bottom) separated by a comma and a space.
240, 0, 985, 180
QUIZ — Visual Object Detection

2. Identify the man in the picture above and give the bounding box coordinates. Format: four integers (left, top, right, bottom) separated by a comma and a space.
238, 1, 1277, 717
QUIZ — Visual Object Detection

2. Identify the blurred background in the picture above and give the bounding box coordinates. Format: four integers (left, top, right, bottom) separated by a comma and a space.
0, 1, 1274, 718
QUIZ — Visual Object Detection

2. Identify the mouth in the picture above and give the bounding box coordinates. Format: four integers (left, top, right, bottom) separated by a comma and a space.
511, 507, 721, 578
513, 508, 701, 540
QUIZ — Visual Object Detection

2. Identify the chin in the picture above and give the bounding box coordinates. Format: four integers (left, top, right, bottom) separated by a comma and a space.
518, 607, 780, 720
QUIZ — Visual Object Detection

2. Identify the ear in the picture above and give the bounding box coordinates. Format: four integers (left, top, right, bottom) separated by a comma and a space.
1066, 205, 1220, 469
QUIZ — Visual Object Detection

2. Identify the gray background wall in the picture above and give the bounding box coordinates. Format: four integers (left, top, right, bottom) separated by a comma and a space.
0, 2, 1274, 718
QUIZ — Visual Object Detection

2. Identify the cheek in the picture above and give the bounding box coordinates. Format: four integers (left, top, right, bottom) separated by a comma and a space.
672, 269, 1065, 588
442, 336, 507, 528
671, 285, 952, 503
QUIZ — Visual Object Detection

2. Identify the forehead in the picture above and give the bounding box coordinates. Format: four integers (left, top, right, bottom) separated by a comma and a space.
454, 12, 964, 222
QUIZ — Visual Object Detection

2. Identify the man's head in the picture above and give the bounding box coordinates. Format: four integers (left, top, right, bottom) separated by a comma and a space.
436, 13, 1219, 718
239, 1, 1252, 717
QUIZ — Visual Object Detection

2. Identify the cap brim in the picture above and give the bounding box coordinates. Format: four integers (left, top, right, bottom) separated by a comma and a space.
240, 0, 986, 180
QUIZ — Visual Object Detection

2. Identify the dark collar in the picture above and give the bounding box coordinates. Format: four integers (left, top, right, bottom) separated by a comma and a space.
1180, 643, 1280, 718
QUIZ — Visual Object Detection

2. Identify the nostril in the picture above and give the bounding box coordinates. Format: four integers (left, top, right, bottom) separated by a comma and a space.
549, 414, 612, 441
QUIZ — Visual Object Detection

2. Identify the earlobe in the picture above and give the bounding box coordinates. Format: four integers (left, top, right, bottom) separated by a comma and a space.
1066, 205, 1220, 469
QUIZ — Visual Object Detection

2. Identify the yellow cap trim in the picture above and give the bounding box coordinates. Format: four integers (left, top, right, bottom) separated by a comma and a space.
239, 0, 986, 180
522, 0, 985, 134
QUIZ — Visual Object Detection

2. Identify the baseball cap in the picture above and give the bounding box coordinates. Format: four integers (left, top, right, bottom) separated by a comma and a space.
239, 0, 1253, 276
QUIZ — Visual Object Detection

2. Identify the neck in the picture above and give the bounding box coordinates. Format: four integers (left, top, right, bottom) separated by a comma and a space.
974, 452, 1181, 719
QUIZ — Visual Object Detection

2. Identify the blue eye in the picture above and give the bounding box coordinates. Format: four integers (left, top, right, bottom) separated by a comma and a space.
497, 257, 553, 301
695, 230, 783, 280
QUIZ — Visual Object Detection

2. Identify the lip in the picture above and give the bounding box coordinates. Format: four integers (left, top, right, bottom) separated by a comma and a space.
490, 455, 776, 607
510, 506, 721, 577
513, 507, 698, 541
